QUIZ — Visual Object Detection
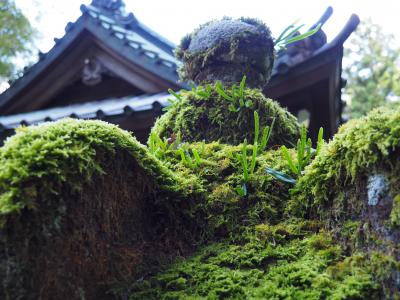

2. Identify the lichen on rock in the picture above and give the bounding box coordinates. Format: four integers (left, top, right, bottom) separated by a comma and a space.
367, 173, 389, 206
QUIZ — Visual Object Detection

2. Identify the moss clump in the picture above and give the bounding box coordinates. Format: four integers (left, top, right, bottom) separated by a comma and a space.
291, 107, 400, 220
390, 195, 400, 228
0, 119, 205, 299
125, 225, 392, 300
151, 86, 300, 146
147, 139, 295, 240
287, 107, 400, 282
176, 17, 275, 88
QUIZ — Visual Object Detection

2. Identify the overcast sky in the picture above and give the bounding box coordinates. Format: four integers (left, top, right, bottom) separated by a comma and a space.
14, 0, 400, 53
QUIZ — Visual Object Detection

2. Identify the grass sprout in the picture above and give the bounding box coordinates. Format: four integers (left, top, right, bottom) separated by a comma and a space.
266, 126, 325, 185
275, 22, 321, 51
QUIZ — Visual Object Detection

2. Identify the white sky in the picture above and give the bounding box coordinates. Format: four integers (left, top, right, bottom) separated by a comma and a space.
14, 0, 400, 54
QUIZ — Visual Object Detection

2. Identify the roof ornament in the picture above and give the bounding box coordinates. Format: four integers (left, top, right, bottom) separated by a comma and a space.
82, 58, 103, 86
91, 0, 124, 12
90, 0, 138, 27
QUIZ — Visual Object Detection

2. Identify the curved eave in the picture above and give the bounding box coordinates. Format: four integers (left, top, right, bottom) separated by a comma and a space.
0, 13, 182, 112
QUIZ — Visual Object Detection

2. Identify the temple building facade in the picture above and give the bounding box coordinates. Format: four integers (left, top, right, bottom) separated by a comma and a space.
0, 1, 359, 143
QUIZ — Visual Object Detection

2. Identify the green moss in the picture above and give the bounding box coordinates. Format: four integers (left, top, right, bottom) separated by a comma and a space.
390, 195, 400, 228
175, 17, 275, 88
151, 86, 300, 146
0, 118, 202, 218
125, 227, 390, 300
290, 107, 400, 221
0, 119, 207, 299
151, 140, 296, 239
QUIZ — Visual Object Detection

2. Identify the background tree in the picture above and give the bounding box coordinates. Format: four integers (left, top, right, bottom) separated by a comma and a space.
343, 19, 400, 119
0, 0, 36, 82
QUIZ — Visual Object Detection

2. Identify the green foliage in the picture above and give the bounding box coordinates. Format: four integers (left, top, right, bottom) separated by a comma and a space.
163, 88, 184, 111
215, 76, 253, 112
344, 19, 400, 119
0, 0, 36, 79
235, 111, 275, 196
275, 22, 322, 51
266, 127, 324, 185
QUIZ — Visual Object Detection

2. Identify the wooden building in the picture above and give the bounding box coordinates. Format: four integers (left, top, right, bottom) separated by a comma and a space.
0, 1, 359, 143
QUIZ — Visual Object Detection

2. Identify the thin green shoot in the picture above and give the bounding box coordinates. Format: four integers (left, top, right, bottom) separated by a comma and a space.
215, 81, 234, 102
192, 148, 202, 166
238, 76, 246, 107
163, 88, 184, 111
216, 76, 251, 112
275, 22, 321, 50
168, 88, 183, 102
316, 127, 324, 156
285, 24, 321, 45
281, 145, 298, 174
241, 139, 249, 182
260, 117, 275, 152
250, 111, 259, 173
267, 126, 325, 185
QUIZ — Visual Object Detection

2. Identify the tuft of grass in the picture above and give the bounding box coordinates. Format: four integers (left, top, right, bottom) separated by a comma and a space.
215, 76, 253, 112
275, 22, 322, 51
266, 127, 324, 185
236, 111, 275, 196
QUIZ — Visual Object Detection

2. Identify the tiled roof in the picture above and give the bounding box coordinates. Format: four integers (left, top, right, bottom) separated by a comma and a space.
0, 93, 170, 130
79, 4, 178, 69
0, 0, 181, 109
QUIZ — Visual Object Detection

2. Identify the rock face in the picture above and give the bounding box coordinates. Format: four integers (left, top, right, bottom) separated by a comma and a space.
176, 17, 275, 88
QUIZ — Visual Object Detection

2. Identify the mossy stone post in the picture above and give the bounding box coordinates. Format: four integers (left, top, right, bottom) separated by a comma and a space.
152, 17, 301, 146
176, 17, 275, 88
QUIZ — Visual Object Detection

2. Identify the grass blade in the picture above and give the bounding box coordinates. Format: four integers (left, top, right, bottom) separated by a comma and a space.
284, 23, 321, 45
242, 139, 249, 182
260, 126, 270, 152
316, 127, 324, 156
275, 24, 295, 45
253, 111, 260, 146
281, 145, 298, 174
168, 88, 183, 101
192, 148, 201, 166
250, 143, 258, 174
215, 81, 234, 102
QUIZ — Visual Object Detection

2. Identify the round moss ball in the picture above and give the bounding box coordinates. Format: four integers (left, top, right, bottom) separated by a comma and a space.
151, 85, 300, 147
176, 17, 275, 89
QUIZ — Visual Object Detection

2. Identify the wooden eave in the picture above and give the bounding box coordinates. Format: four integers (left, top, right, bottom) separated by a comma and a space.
0, 14, 181, 115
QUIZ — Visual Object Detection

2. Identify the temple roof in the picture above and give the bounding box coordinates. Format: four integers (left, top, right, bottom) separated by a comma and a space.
0, 0, 182, 115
